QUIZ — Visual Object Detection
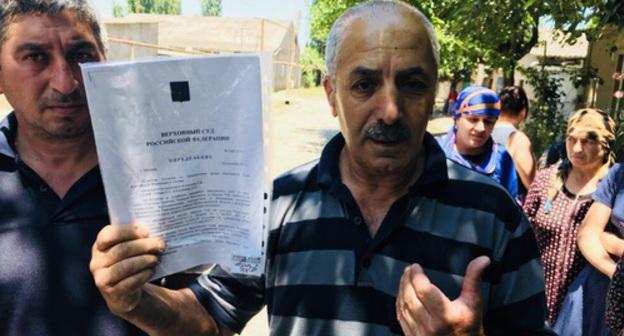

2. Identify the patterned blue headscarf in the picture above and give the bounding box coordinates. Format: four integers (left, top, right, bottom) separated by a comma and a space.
452, 86, 501, 120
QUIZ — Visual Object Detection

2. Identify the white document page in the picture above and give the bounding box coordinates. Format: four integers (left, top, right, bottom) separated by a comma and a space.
81, 55, 269, 278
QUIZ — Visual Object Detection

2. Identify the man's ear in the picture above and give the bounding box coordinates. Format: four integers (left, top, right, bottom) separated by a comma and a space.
323, 75, 338, 117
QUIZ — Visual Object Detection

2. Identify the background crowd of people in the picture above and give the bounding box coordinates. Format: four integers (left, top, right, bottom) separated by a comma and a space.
440, 84, 624, 335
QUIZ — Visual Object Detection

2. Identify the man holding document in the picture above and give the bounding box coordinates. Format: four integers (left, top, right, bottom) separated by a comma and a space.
0, 0, 144, 335
90, 1, 553, 335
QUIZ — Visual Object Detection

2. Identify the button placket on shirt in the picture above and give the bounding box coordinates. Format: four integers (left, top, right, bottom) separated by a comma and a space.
353, 216, 363, 226
349, 212, 375, 284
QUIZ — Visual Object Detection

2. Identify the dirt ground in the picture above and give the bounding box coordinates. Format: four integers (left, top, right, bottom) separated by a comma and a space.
269, 87, 338, 175
0, 88, 453, 336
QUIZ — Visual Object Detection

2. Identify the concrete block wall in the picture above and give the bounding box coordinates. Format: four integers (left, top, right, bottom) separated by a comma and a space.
105, 22, 159, 61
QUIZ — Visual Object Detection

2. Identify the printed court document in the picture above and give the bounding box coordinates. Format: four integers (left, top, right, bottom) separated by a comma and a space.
81, 54, 271, 278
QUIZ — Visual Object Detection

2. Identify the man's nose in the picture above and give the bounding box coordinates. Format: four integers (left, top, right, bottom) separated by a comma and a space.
49, 59, 80, 95
377, 85, 401, 125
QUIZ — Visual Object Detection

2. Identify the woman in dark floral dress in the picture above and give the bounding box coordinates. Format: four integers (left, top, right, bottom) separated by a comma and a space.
524, 108, 617, 335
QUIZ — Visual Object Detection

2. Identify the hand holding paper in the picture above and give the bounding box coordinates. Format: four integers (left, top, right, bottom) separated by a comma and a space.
90, 223, 164, 314
81, 54, 272, 278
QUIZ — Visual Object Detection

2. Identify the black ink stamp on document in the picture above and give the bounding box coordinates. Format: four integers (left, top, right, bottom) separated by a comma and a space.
170, 81, 190, 102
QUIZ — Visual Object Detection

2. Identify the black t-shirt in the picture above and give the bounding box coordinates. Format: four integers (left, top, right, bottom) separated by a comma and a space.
0, 113, 143, 336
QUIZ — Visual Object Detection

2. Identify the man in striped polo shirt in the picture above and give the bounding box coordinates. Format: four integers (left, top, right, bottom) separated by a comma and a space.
90, 1, 553, 335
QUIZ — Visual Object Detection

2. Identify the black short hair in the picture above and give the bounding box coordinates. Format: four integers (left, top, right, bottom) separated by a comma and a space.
499, 86, 529, 118
0, 0, 106, 55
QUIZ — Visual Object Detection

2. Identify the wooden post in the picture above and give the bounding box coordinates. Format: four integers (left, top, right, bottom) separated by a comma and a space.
285, 23, 297, 90
259, 19, 265, 51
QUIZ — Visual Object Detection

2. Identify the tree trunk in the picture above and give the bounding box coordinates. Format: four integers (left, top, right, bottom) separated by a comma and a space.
503, 67, 515, 87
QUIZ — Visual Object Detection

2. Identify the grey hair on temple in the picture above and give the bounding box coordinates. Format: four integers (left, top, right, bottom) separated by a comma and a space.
324, 0, 439, 78
0, 0, 107, 54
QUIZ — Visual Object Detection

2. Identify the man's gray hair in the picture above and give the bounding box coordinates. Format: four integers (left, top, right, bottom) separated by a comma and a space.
324, 0, 439, 78
0, 0, 107, 54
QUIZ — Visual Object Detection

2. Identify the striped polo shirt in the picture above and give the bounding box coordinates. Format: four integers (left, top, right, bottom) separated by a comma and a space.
190, 133, 553, 335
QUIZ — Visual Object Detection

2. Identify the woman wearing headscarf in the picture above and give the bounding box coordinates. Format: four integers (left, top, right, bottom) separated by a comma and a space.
523, 108, 617, 335
577, 113, 624, 335
437, 85, 518, 198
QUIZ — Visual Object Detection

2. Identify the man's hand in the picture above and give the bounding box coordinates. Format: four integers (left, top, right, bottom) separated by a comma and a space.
90, 223, 165, 316
396, 256, 491, 336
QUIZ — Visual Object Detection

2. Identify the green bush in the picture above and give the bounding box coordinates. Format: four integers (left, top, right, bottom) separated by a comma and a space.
300, 46, 325, 88
519, 66, 567, 157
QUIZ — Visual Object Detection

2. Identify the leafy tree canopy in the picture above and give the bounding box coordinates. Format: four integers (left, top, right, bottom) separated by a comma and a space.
309, 0, 477, 82
126, 0, 181, 15
112, 1, 125, 17
309, 0, 624, 84
549, 0, 624, 42
300, 46, 325, 87
201, 0, 222, 16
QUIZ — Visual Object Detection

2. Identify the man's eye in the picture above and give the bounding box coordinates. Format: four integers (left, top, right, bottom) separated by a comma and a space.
401, 80, 426, 91
352, 80, 377, 94
24, 53, 48, 63
72, 52, 97, 63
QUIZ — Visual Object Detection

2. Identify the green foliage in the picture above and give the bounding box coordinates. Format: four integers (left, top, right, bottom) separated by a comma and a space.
308, 0, 624, 86
549, 0, 624, 42
432, 16, 479, 82
300, 46, 325, 88
610, 74, 624, 161
519, 66, 567, 156
309, 0, 354, 46
126, 0, 181, 15
614, 124, 624, 163
201, 0, 222, 16
309, 0, 479, 83
113, 1, 126, 17
569, 65, 603, 89
444, 1, 545, 85
309, 0, 539, 84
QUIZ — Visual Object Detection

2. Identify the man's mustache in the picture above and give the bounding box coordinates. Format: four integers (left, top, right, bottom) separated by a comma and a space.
365, 121, 410, 142
40, 90, 83, 106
